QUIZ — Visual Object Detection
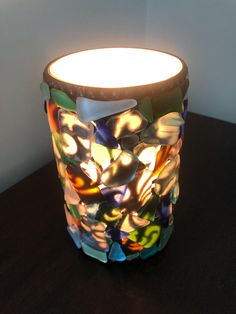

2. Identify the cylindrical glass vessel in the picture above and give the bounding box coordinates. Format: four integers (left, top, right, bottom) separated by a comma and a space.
41, 48, 189, 263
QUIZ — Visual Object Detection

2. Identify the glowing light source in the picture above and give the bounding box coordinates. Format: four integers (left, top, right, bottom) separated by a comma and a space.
42, 47, 189, 263
49, 48, 183, 88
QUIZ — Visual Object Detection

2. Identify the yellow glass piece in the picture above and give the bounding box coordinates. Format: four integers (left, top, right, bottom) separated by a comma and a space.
91, 143, 121, 167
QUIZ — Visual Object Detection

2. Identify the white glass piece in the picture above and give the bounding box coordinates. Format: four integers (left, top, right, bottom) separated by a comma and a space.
76, 97, 137, 122
141, 112, 184, 145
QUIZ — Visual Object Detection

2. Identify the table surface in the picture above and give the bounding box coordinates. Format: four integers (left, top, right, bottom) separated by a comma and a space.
0, 113, 235, 314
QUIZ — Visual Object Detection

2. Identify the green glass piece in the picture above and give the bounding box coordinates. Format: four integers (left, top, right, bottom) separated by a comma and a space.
40, 81, 50, 101
126, 252, 140, 261
51, 88, 76, 111
138, 96, 154, 123
152, 86, 183, 118
128, 223, 161, 248
52, 132, 73, 165
91, 143, 121, 167
139, 195, 160, 222
157, 225, 173, 251
140, 245, 158, 260
81, 241, 108, 263
66, 203, 81, 221
170, 181, 180, 204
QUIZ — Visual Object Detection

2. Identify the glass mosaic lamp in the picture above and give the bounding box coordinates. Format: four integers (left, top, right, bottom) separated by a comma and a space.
41, 48, 189, 263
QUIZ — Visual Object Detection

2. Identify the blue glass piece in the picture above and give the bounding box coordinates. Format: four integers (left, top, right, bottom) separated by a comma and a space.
108, 242, 126, 262
81, 241, 108, 263
107, 228, 129, 241
67, 226, 81, 249
95, 120, 119, 148
80, 229, 109, 252
100, 184, 127, 205
161, 195, 172, 218
140, 245, 158, 260
180, 98, 188, 135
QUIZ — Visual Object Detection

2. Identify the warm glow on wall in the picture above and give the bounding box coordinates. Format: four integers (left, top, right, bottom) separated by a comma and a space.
48, 48, 183, 88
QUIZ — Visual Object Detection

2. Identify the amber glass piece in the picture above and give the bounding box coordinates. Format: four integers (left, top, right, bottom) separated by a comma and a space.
66, 163, 103, 204
106, 110, 148, 139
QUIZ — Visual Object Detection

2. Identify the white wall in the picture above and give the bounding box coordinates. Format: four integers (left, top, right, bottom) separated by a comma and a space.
146, 0, 236, 124
0, 0, 146, 192
1, 0, 236, 192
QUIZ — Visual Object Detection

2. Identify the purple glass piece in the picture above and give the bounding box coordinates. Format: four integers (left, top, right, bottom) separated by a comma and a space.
95, 119, 119, 148
100, 184, 127, 205
107, 228, 129, 241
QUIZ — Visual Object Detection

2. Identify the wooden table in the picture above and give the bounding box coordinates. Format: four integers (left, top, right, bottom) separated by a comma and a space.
0, 113, 235, 314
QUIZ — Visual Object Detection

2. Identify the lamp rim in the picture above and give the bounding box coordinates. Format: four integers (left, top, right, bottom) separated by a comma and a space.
43, 46, 189, 101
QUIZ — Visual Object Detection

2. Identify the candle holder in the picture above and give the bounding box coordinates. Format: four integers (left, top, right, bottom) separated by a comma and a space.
41, 48, 189, 263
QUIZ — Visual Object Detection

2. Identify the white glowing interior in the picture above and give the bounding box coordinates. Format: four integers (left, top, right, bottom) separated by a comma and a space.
49, 48, 183, 88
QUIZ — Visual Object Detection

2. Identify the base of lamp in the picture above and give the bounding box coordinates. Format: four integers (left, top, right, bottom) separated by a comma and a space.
66, 218, 174, 263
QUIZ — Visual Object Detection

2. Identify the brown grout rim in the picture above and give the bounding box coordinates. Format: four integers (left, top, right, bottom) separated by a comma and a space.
43, 48, 189, 102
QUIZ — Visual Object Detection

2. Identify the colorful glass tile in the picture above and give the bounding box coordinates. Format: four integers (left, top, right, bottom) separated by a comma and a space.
47, 99, 60, 133
51, 88, 76, 111
139, 195, 160, 222
108, 242, 126, 262
126, 253, 140, 261
101, 151, 139, 187
43, 57, 189, 262
91, 143, 121, 168
66, 163, 104, 204
154, 154, 180, 197
138, 96, 154, 123
140, 245, 158, 260
95, 119, 119, 148
67, 226, 82, 249
100, 184, 127, 206
157, 225, 174, 251
120, 213, 150, 233
106, 110, 148, 139
64, 179, 80, 205
80, 216, 109, 251
152, 86, 183, 118
120, 134, 139, 150
170, 181, 180, 204
95, 202, 122, 226
58, 110, 94, 162
140, 112, 184, 145
76, 97, 137, 122
40, 81, 50, 101
66, 203, 82, 221
121, 238, 144, 253
128, 223, 161, 248
106, 228, 129, 241
81, 241, 108, 263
